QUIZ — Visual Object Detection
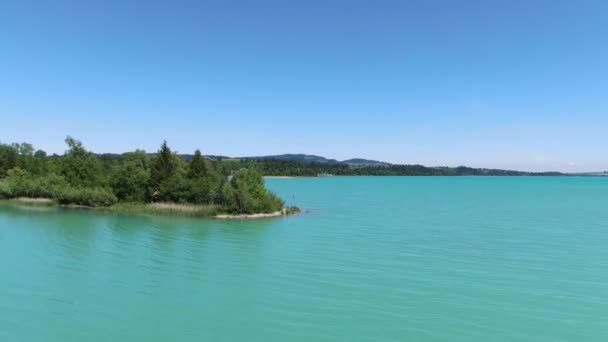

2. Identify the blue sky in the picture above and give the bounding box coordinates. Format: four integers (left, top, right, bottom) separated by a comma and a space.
1, 0, 607, 172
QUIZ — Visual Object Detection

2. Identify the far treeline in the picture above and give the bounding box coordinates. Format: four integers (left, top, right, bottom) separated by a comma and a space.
0, 137, 285, 214
218, 159, 565, 177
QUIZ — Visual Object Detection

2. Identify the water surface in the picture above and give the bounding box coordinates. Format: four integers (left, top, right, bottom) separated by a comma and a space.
1, 177, 607, 341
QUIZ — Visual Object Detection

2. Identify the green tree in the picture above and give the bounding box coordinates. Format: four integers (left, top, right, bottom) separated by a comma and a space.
159, 169, 191, 203
189, 178, 209, 204
189, 149, 207, 179
0, 144, 18, 178
150, 141, 179, 200
15, 143, 34, 156
29, 149, 49, 176
224, 169, 283, 214
206, 160, 228, 204
110, 150, 151, 201
186, 149, 210, 204
61, 136, 104, 187
13, 142, 36, 174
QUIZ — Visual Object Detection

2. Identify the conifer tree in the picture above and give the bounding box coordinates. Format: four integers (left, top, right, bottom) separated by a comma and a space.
150, 141, 177, 188
189, 149, 207, 179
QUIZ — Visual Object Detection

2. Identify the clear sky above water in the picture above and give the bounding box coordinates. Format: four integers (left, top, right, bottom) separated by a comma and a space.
1, 0, 607, 172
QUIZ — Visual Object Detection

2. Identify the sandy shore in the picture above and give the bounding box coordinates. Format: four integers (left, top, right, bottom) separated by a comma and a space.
13, 197, 54, 204
214, 210, 286, 219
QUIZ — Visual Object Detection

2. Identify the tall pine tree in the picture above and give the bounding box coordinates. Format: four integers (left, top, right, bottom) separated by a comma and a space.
189, 149, 207, 179
150, 141, 177, 188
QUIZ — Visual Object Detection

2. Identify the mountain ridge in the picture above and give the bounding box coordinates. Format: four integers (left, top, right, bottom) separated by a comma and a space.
240, 154, 387, 166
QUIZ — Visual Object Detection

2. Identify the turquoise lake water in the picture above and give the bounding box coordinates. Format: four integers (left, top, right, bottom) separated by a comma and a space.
1, 177, 607, 341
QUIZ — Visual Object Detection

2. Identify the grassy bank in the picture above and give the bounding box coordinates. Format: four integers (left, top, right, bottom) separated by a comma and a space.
107, 202, 221, 218
0, 198, 300, 219
9, 197, 55, 205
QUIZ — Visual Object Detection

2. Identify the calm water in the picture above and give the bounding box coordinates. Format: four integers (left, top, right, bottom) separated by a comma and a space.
1, 177, 608, 341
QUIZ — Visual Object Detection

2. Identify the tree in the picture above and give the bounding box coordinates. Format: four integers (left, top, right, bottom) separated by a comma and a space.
223, 169, 283, 214
184, 149, 210, 204
189, 149, 207, 179
14, 142, 36, 174
150, 141, 178, 199
110, 150, 151, 201
61, 136, 104, 187
16, 143, 34, 156
0, 144, 18, 178
159, 170, 191, 203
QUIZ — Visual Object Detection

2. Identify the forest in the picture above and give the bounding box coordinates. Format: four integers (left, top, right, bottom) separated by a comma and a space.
219, 159, 564, 177
0, 137, 285, 215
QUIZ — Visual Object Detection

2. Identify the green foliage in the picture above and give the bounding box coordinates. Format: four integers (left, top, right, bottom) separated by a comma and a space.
150, 141, 178, 190
189, 177, 211, 204
222, 169, 284, 214
110, 150, 150, 202
0, 138, 291, 216
189, 149, 207, 178
0, 180, 11, 198
56, 187, 117, 207
2, 173, 68, 199
157, 170, 191, 203
220, 182, 236, 209
220, 158, 563, 177
0, 144, 18, 178
61, 136, 104, 187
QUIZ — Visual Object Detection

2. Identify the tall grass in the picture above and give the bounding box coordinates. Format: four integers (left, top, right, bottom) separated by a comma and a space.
109, 202, 220, 217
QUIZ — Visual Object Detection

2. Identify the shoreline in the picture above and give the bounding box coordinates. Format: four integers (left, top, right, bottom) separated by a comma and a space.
0, 198, 300, 220
11, 197, 55, 204
214, 208, 294, 219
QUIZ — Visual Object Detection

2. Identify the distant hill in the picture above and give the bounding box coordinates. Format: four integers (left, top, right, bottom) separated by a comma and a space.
96, 153, 225, 161
342, 158, 388, 166
241, 154, 342, 164
241, 154, 388, 166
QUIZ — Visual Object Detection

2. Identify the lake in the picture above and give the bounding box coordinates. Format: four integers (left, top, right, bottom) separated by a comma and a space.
1, 177, 607, 341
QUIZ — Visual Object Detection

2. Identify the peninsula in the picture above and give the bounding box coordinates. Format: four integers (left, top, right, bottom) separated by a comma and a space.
0, 137, 298, 218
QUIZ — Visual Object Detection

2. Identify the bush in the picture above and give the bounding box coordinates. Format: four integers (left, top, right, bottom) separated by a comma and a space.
24, 174, 69, 198
110, 150, 150, 202
0, 172, 69, 199
0, 180, 12, 198
57, 187, 117, 207
156, 173, 191, 203
221, 169, 285, 214
189, 177, 211, 204
0, 169, 116, 207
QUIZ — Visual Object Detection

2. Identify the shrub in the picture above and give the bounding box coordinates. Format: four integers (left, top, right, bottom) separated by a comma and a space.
57, 187, 117, 207
221, 169, 285, 214
0, 172, 69, 199
110, 150, 150, 202
0, 180, 12, 198
157, 173, 191, 203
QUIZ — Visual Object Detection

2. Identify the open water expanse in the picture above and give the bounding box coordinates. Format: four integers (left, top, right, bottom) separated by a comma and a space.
1, 177, 607, 341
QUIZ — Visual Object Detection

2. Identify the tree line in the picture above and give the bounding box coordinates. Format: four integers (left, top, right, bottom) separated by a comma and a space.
219, 159, 564, 177
0, 137, 284, 214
